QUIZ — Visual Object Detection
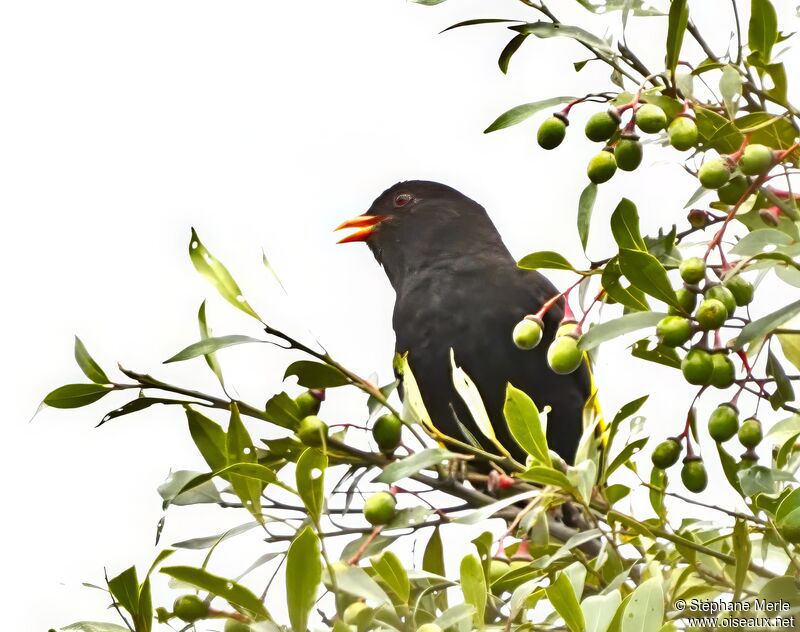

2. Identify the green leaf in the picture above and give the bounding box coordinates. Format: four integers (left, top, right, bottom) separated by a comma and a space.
160, 565, 270, 619
423, 527, 448, 611
778, 332, 800, 372
665, 0, 689, 78
767, 349, 794, 409
226, 403, 263, 522
499, 33, 528, 74
371, 550, 410, 602
74, 337, 109, 384
484, 96, 575, 133
610, 199, 646, 252
736, 112, 797, 149
520, 466, 580, 495
374, 448, 455, 484
503, 384, 550, 465
165, 335, 264, 363
749, 0, 778, 62
107, 566, 139, 620
578, 184, 598, 252
284, 360, 350, 388
581, 590, 622, 632
602, 259, 650, 312
453, 489, 540, 525
719, 65, 742, 118
157, 469, 223, 506
732, 519, 751, 600
440, 18, 522, 33
197, 301, 225, 387
189, 228, 261, 321
285, 527, 321, 632
459, 554, 486, 628
730, 228, 793, 255
434, 604, 476, 630
329, 564, 392, 606
733, 299, 800, 350
43, 383, 112, 409
263, 391, 302, 430
517, 251, 577, 271
62, 624, 130, 632
511, 21, 613, 54
717, 442, 744, 495
99, 396, 187, 426
622, 577, 664, 632
618, 248, 680, 309
186, 408, 227, 472
296, 447, 327, 524
631, 339, 681, 369
578, 312, 666, 351
695, 106, 744, 153
648, 467, 667, 523
547, 573, 585, 632
604, 437, 648, 480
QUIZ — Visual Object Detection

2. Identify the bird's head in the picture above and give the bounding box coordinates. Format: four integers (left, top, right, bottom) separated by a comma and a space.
335, 180, 506, 285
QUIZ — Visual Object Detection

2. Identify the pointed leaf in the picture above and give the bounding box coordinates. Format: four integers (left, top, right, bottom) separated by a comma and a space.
578, 184, 598, 252
484, 97, 575, 133
547, 573, 585, 632
503, 384, 550, 465
284, 360, 350, 388
618, 248, 680, 309
517, 251, 577, 271
286, 527, 321, 632
43, 383, 112, 409
165, 335, 263, 363
371, 550, 410, 602
374, 448, 455, 484
74, 337, 110, 384
578, 312, 666, 351
160, 565, 269, 619
296, 448, 327, 523
460, 554, 486, 628
622, 577, 664, 632
733, 299, 800, 350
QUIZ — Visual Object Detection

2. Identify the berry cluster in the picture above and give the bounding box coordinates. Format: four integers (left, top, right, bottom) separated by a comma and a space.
512, 314, 584, 375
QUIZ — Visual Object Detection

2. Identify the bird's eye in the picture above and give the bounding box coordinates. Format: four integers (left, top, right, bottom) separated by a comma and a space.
393, 193, 414, 208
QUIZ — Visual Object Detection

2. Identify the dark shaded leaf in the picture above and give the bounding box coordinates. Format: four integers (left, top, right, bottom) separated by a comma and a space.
44, 383, 112, 409
578, 183, 598, 252
284, 360, 350, 388
499, 33, 528, 74
484, 97, 574, 133
74, 336, 109, 384
517, 251, 577, 271
665, 0, 689, 78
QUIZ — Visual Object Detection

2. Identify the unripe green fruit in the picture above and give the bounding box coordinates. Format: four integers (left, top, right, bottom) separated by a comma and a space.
656, 316, 693, 347
296, 415, 328, 446
705, 284, 736, 316
343, 602, 369, 625
739, 143, 774, 176
373, 413, 403, 453
635, 103, 667, 133
698, 158, 731, 189
669, 287, 698, 315
224, 621, 251, 632
709, 352, 736, 389
615, 137, 643, 171
681, 457, 708, 493
696, 298, 728, 330
679, 257, 706, 284
681, 348, 714, 385
668, 116, 699, 151
489, 559, 511, 583
537, 116, 568, 150
724, 275, 754, 306
738, 418, 763, 448
718, 175, 748, 205
585, 110, 619, 142
513, 317, 544, 350
417, 625, 443, 632
708, 403, 739, 442
547, 334, 583, 375
778, 517, 800, 544
295, 390, 323, 418
363, 492, 397, 526
173, 595, 209, 623
556, 320, 579, 338
651, 438, 682, 469
587, 150, 617, 184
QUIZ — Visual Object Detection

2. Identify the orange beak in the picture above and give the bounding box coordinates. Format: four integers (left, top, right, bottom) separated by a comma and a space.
335, 214, 387, 244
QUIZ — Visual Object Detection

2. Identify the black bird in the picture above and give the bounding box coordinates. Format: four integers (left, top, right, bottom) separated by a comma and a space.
336, 181, 592, 464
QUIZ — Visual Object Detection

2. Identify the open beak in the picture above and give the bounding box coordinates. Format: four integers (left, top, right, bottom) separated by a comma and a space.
335, 214, 387, 244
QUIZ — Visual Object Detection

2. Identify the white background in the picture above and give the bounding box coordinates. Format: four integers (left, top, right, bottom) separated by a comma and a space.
2, 1, 799, 630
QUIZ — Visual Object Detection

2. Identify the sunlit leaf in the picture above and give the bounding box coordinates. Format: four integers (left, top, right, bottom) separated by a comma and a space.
43, 383, 112, 409
484, 97, 575, 133
504, 384, 550, 465
286, 527, 321, 632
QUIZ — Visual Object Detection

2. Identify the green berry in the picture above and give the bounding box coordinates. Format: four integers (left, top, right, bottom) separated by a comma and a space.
724, 275, 754, 306
224, 621, 251, 632
296, 415, 328, 446
679, 257, 706, 284
343, 602, 369, 625
709, 352, 736, 389
738, 418, 763, 448
708, 403, 739, 442
698, 158, 731, 189
615, 136, 643, 171
417, 625, 443, 632
489, 558, 511, 583
513, 316, 544, 350
681, 457, 708, 493
635, 103, 668, 133
651, 438, 682, 469
705, 284, 736, 316
668, 116, 699, 151
547, 334, 583, 375
373, 413, 403, 453
295, 390, 323, 418
656, 316, 693, 347
585, 110, 620, 142
696, 298, 728, 330
777, 495, 800, 543
739, 143, 775, 176
173, 595, 209, 623
718, 175, 748, 205
681, 348, 714, 385
363, 492, 397, 526
537, 115, 568, 150
669, 288, 698, 315
587, 150, 617, 184
556, 320, 579, 338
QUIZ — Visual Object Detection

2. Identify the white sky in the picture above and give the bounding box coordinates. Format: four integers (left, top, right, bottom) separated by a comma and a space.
2, 1, 799, 630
